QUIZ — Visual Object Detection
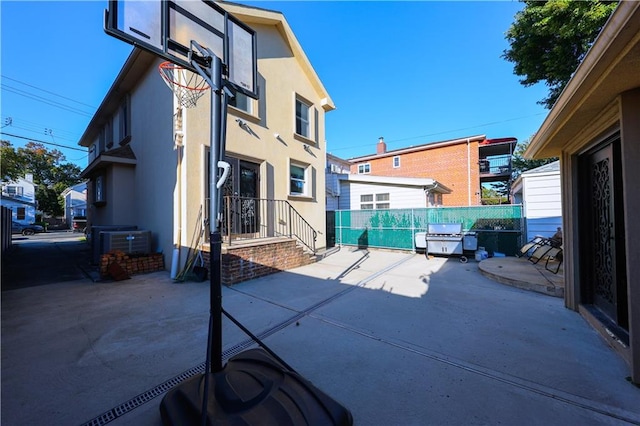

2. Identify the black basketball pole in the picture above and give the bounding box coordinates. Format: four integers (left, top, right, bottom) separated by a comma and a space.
206, 54, 225, 374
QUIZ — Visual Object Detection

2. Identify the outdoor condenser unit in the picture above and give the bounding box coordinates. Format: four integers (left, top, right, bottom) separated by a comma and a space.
101, 230, 152, 255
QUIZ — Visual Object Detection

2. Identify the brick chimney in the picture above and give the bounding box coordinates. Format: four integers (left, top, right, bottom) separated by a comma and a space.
377, 136, 387, 154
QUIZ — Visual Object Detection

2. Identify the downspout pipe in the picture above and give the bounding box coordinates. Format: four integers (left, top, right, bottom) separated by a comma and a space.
467, 138, 471, 206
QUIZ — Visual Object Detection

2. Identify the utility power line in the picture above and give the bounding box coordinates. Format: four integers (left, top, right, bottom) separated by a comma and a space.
1, 75, 97, 109
1, 131, 87, 152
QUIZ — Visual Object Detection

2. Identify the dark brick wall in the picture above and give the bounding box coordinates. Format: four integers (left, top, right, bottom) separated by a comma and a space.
202, 239, 315, 285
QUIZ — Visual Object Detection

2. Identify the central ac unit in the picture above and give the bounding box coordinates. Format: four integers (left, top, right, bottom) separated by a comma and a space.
101, 230, 152, 255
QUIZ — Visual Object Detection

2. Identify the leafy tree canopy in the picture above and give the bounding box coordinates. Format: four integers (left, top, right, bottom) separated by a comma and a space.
511, 137, 558, 178
503, 0, 617, 109
1, 140, 25, 182
4, 141, 82, 217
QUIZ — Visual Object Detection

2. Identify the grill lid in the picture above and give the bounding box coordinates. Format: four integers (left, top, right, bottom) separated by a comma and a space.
427, 223, 463, 235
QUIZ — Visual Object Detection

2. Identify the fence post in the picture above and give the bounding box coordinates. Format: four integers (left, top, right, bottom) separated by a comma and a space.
411, 208, 415, 252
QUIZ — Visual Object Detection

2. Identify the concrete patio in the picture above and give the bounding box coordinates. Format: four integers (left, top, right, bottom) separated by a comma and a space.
2, 247, 639, 425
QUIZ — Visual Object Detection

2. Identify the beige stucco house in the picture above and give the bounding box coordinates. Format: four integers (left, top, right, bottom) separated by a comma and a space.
525, 1, 640, 383
79, 3, 334, 281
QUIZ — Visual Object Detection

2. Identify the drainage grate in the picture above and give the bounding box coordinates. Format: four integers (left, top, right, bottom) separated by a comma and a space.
79, 340, 263, 426
80, 254, 416, 426
80, 363, 205, 426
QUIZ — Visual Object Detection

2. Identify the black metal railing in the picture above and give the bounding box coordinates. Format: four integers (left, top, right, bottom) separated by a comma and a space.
221, 196, 317, 253
479, 155, 512, 175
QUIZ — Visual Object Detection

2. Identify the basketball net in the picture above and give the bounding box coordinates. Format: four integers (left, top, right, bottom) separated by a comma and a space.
158, 61, 209, 108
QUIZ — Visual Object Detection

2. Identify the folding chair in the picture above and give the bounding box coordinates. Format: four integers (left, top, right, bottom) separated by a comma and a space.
517, 236, 547, 258
544, 247, 563, 274
528, 243, 554, 265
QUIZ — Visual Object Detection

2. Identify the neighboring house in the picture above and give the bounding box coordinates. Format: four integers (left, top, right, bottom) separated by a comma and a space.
348, 136, 517, 206
329, 173, 451, 211
511, 161, 562, 242
61, 181, 87, 226
325, 153, 351, 211
0, 174, 37, 224
525, 2, 640, 383
78, 3, 334, 277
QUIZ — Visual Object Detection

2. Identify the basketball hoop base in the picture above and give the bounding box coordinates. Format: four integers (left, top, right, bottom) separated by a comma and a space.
159, 348, 353, 425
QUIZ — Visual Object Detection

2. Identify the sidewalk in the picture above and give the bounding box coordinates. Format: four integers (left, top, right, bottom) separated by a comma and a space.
2, 248, 639, 425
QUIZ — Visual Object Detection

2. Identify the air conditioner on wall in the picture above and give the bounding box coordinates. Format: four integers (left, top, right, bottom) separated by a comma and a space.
101, 230, 152, 256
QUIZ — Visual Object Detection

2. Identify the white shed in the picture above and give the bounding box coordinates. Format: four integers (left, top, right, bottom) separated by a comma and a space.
511, 161, 562, 242
331, 174, 451, 210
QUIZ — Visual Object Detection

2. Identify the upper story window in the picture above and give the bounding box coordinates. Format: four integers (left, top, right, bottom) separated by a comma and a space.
105, 120, 113, 149
393, 156, 400, 168
118, 95, 131, 145
5, 186, 23, 197
295, 96, 311, 139
229, 92, 253, 115
358, 163, 371, 174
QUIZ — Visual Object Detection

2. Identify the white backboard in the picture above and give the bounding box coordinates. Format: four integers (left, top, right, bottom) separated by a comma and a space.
105, 0, 258, 99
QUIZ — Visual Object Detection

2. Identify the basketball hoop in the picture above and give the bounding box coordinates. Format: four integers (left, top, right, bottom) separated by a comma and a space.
158, 61, 209, 108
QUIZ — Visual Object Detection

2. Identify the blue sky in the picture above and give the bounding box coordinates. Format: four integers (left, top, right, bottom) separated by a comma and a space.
1, 1, 549, 169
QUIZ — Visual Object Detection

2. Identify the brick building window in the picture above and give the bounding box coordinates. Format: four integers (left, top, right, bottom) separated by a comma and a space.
393, 156, 400, 168
358, 163, 371, 174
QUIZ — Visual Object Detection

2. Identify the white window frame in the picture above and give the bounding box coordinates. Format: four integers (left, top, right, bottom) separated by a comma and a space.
6, 186, 23, 196
358, 163, 371, 174
375, 193, 390, 209
393, 156, 400, 168
289, 161, 308, 197
295, 95, 311, 139
360, 194, 373, 210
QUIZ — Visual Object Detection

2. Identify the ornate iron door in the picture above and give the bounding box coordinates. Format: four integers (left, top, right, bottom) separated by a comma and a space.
582, 139, 628, 329
222, 158, 259, 235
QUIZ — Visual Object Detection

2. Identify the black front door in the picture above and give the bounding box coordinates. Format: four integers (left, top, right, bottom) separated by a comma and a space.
580, 135, 628, 332
222, 158, 260, 235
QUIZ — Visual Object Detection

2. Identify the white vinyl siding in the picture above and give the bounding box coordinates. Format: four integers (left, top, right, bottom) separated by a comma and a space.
521, 171, 562, 241
339, 181, 430, 210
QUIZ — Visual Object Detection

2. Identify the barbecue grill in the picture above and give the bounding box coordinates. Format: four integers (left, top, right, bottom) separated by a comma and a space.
425, 223, 478, 263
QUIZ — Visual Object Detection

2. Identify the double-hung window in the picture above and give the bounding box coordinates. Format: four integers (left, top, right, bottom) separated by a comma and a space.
118, 95, 131, 145
290, 163, 307, 196
230, 92, 253, 115
360, 194, 374, 210
358, 163, 371, 174
295, 97, 311, 138
376, 193, 390, 209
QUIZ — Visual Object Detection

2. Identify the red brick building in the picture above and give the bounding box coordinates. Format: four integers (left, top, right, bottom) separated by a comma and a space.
348, 135, 516, 206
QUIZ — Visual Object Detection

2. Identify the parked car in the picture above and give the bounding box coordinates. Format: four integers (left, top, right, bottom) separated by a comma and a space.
72, 216, 87, 233
12, 221, 45, 236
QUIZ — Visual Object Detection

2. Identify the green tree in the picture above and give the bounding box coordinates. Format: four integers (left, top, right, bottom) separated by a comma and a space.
1, 140, 25, 182
15, 142, 82, 216
503, 0, 617, 109
511, 136, 558, 178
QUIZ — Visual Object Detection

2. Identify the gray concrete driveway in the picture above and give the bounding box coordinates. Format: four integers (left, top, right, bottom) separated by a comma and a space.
2, 247, 640, 425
